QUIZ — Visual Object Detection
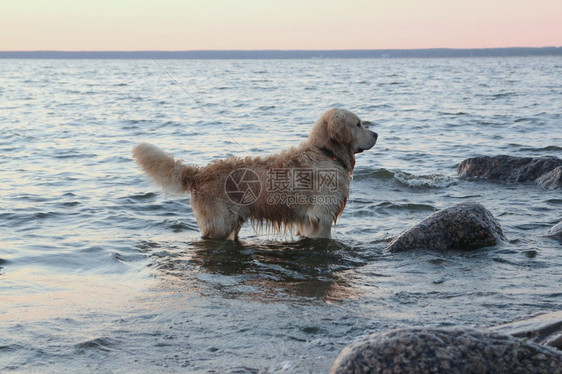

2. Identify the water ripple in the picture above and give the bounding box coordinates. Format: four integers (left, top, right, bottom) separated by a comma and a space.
1, 57, 561, 373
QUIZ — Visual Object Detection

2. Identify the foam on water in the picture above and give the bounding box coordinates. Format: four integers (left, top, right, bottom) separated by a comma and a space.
393, 171, 457, 188
1, 57, 561, 372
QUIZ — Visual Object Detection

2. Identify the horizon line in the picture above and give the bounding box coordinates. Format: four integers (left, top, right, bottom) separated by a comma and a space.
2, 46, 561, 52
1, 47, 561, 59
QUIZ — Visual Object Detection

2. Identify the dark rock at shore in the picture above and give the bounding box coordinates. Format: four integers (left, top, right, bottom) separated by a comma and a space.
330, 327, 562, 374
457, 155, 562, 189
387, 202, 506, 252
491, 311, 562, 351
547, 221, 562, 242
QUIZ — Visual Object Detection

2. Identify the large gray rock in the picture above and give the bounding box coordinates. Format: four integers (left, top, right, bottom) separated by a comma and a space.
491, 311, 562, 351
387, 202, 506, 252
536, 166, 562, 189
547, 221, 562, 241
330, 327, 562, 374
457, 155, 562, 188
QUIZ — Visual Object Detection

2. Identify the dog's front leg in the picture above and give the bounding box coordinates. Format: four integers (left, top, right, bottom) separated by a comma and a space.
298, 217, 332, 239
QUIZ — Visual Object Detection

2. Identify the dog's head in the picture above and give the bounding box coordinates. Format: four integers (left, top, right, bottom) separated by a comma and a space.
310, 108, 378, 154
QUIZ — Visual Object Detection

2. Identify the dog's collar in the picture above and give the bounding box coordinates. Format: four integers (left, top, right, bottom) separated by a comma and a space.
320, 147, 349, 171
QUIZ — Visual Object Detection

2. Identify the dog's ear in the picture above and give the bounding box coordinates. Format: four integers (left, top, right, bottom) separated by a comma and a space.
327, 116, 352, 145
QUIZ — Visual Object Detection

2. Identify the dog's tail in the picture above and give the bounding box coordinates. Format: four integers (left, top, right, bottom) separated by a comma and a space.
132, 143, 199, 193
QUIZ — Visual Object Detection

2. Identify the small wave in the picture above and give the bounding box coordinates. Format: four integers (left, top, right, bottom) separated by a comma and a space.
546, 198, 562, 206
75, 337, 121, 353
376, 201, 436, 212
394, 171, 456, 189
32, 211, 62, 220
157, 219, 199, 233
354, 168, 455, 188
513, 116, 545, 123
492, 92, 516, 99
361, 104, 392, 110
122, 119, 152, 125
157, 121, 181, 129
101, 155, 130, 164
518, 145, 562, 152
438, 111, 469, 116
58, 201, 80, 208
53, 151, 98, 159
125, 192, 157, 201
478, 92, 516, 100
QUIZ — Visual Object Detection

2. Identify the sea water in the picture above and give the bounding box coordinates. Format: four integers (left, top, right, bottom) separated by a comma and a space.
1, 57, 561, 372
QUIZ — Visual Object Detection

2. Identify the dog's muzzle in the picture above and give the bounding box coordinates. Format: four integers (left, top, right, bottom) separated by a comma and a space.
357, 131, 378, 153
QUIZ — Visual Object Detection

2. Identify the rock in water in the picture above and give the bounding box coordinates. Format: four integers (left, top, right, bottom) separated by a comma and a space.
387, 202, 506, 252
536, 166, 562, 189
330, 327, 562, 374
457, 155, 562, 187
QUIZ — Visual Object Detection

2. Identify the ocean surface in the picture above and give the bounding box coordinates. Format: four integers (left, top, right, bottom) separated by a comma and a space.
1, 57, 561, 373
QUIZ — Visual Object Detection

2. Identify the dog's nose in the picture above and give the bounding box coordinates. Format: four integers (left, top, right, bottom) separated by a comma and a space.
372, 132, 378, 140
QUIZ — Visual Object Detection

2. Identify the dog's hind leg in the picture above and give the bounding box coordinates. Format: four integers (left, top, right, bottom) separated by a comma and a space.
191, 200, 244, 240
197, 215, 243, 240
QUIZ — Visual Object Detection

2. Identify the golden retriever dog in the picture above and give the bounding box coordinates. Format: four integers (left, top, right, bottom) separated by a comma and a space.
133, 108, 377, 240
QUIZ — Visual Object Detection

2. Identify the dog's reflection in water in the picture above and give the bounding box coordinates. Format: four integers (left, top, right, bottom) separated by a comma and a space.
142, 238, 360, 302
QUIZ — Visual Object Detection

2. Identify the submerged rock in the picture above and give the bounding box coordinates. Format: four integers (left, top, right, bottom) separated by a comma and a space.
536, 166, 562, 189
457, 155, 562, 188
330, 327, 562, 374
387, 202, 506, 252
491, 311, 562, 351
547, 221, 562, 242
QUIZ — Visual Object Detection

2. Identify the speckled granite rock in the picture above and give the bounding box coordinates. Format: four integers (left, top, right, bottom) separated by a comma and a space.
457, 155, 562, 188
330, 327, 562, 374
547, 221, 562, 242
536, 166, 562, 189
386, 202, 506, 252
491, 311, 562, 351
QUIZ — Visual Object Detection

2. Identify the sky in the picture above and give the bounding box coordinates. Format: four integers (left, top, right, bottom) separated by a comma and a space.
1, 0, 561, 51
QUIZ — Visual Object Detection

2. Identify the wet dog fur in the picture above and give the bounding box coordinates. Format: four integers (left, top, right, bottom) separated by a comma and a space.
133, 108, 377, 240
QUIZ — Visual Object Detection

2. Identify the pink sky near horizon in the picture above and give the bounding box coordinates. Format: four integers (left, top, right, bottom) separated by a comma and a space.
1, 0, 561, 51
